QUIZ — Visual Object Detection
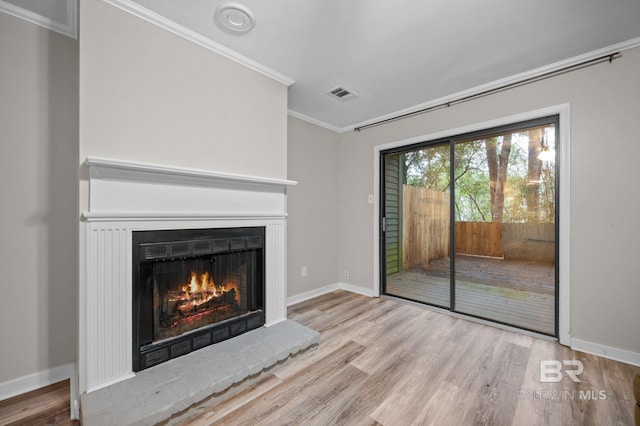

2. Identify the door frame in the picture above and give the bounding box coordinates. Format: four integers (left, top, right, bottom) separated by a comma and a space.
372, 104, 571, 345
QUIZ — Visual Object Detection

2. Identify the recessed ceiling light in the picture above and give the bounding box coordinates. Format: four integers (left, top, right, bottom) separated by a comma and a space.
215, 3, 255, 33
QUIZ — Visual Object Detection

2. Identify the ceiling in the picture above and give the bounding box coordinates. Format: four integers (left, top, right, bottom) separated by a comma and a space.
5, 0, 640, 131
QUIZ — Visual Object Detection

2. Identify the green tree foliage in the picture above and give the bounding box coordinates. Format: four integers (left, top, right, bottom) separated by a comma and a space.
401, 125, 556, 223
404, 144, 450, 190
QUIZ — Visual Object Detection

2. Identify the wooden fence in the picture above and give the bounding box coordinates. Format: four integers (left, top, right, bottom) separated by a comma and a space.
453, 222, 555, 263
400, 185, 555, 269
402, 185, 450, 269
501, 223, 555, 263
455, 222, 503, 257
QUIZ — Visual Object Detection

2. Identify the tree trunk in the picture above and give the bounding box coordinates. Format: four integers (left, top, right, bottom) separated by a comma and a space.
485, 138, 498, 212
485, 135, 511, 222
494, 134, 512, 222
527, 128, 543, 221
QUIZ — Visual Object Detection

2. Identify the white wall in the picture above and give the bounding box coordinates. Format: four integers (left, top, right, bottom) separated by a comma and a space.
287, 117, 340, 299
0, 13, 79, 385
337, 46, 640, 357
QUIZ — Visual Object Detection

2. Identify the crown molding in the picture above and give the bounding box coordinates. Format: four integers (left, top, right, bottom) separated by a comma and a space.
348, 36, 640, 132
287, 110, 344, 133
102, 0, 295, 87
290, 37, 640, 134
0, 0, 77, 38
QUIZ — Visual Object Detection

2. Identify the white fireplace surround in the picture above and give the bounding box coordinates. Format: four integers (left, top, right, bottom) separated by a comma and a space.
81, 157, 296, 393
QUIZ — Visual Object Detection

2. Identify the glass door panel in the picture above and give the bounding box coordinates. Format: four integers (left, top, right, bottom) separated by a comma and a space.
383, 143, 452, 308
453, 125, 556, 335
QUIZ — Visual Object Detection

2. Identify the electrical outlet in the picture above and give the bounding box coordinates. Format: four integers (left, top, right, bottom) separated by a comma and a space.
344, 270, 350, 280
301, 266, 307, 277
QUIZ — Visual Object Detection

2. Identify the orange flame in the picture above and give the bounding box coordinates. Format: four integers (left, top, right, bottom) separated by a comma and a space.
173, 271, 239, 314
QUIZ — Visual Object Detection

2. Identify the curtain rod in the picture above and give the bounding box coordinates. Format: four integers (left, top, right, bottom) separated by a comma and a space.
353, 51, 621, 132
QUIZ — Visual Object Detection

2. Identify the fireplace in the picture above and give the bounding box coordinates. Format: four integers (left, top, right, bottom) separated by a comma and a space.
132, 227, 265, 371
82, 157, 295, 393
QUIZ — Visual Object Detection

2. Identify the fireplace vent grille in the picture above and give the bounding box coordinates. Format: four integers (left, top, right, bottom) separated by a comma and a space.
193, 242, 213, 254
140, 236, 263, 261
144, 245, 167, 259
170, 243, 190, 257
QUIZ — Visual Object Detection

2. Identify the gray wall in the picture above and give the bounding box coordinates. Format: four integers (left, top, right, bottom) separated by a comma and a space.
337, 46, 640, 354
79, 0, 288, 179
287, 117, 340, 298
0, 13, 79, 383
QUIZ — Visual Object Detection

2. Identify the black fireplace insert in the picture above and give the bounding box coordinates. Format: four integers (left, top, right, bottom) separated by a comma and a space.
132, 227, 265, 371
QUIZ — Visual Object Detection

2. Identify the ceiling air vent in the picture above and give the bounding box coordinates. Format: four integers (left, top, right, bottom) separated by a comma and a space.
327, 86, 357, 102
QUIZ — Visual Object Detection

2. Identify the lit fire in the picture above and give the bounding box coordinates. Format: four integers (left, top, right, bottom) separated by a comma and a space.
168, 271, 239, 315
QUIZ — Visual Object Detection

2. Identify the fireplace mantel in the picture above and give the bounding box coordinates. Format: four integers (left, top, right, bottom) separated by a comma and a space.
81, 157, 296, 393
84, 157, 297, 221
86, 157, 297, 194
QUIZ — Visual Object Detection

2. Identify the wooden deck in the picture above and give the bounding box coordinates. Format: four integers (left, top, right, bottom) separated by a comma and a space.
386, 257, 555, 335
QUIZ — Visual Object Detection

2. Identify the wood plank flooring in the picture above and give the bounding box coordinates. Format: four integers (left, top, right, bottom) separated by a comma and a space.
175, 290, 637, 425
0, 380, 77, 426
3, 291, 636, 425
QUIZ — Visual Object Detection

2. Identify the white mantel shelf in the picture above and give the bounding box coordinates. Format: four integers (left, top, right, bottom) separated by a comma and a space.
82, 211, 289, 222
84, 157, 297, 220
86, 156, 297, 192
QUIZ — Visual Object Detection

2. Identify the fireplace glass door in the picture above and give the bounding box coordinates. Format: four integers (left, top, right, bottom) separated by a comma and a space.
133, 227, 265, 371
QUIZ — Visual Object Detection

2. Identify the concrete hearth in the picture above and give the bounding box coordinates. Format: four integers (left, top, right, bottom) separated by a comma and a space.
81, 320, 319, 425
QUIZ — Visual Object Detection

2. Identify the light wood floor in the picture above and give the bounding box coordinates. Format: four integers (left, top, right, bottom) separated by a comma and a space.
175, 290, 637, 425
0, 380, 77, 426
4, 292, 636, 425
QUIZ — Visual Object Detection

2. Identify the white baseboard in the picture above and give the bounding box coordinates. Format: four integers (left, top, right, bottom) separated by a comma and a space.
287, 282, 376, 306
337, 282, 377, 297
571, 338, 640, 367
0, 363, 79, 418
287, 283, 340, 306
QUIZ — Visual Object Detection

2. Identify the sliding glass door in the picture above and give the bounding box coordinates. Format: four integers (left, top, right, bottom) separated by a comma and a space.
382, 117, 558, 336
383, 143, 452, 308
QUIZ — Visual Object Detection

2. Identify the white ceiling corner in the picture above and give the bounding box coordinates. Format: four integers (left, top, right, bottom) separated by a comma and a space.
0, 0, 77, 38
